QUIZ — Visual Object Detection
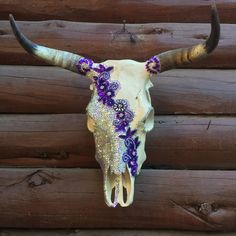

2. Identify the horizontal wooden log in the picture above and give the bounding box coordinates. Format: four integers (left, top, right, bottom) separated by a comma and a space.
0, 20, 235, 68
0, 0, 236, 23
1, 168, 236, 230
0, 114, 235, 169
0, 66, 235, 115
2, 230, 235, 236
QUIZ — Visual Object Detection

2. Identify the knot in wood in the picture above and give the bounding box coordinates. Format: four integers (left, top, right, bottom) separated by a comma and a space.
27, 170, 55, 188
198, 203, 213, 215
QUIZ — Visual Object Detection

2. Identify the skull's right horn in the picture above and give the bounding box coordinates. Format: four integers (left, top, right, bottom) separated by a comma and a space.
155, 3, 220, 73
9, 14, 86, 73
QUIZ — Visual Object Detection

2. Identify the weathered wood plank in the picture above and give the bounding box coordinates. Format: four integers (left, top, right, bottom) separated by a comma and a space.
1, 229, 236, 236
0, 0, 236, 23
0, 66, 235, 115
0, 168, 236, 230
0, 21, 235, 68
0, 114, 235, 169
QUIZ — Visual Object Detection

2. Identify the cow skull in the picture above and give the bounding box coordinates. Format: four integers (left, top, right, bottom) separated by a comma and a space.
9, 4, 220, 207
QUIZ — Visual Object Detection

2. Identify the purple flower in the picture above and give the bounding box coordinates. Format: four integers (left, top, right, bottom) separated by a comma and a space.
131, 165, 138, 176
127, 156, 138, 176
113, 119, 129, 132
98, 89, 115, 106
119, 128, 137, 140
106, 89, 115, 98
108, 82, 120, 91
134, 137, 141, 148
116, 111, 126, 120
115, 110, 133, 122
107, 99, 115, 106
98, 71, 110, 81
94, 64, 113, 74
127, 147, 137, 157
97, 81, 109, 91
145, 56, 161, 74
76, 58, 94, 75
128, 158, 138, 168
125, 110, 134, 122
125, 137, 136, 149
90, 62, 141, 176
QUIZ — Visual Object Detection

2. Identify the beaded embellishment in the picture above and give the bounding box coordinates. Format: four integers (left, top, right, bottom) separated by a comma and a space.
76, 58, 140, 176
145, 56, 161, 74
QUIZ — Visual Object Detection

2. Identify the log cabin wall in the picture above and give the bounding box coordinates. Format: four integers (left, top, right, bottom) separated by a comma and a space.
0, 0, 236, 233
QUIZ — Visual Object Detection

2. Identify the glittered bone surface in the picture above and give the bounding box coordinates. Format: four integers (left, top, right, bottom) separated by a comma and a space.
9, 3, 220, 207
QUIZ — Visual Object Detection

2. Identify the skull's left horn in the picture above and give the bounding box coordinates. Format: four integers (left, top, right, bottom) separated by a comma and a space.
156, 3, 220, 73
9, 14, 84, 73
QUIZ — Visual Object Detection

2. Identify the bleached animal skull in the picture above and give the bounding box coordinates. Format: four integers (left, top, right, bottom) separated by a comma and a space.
9, 4, 220, 207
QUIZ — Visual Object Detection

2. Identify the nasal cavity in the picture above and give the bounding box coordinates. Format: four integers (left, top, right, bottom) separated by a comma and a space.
111, 183, 119, 207
111, 181, 128, 207
123, 186, 128, 203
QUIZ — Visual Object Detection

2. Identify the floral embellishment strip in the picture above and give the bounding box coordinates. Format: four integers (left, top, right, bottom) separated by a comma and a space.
145, 55, 161, 74
76, 58, 140, 176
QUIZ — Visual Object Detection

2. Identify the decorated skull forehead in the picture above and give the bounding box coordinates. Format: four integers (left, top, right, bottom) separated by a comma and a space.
77, 58, 158, 206
9, 4, 220, 207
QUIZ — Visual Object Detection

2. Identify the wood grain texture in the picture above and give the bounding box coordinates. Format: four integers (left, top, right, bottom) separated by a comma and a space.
1, 229, 236, 236
0, 66, 235, 115
1, 168, 236, 230
0, 21, 235, 68
0, 114, 235, 169
0, 0, 236, 23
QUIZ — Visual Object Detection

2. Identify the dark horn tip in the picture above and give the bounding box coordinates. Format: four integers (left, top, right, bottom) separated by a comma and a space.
9, 14, 16, 33
9, 14, 13, 20
206, 2, 220, 53
9, 14, 37, 54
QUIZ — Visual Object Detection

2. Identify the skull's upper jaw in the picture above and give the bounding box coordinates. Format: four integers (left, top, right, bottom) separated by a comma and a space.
103, 166, 135, 207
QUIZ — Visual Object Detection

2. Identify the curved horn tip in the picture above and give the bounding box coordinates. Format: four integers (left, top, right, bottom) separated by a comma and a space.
9, 14, 15, 28
211, 1, 218, 18
211, 0, 216, 9
8, 13, 37, 55
205, 1, 220, 54
9, 14, 16, 27
9, 14, 14, 20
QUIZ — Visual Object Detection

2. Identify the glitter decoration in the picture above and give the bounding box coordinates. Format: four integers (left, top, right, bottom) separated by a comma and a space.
145, 55, 161, 74
76, 57, 140, 176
